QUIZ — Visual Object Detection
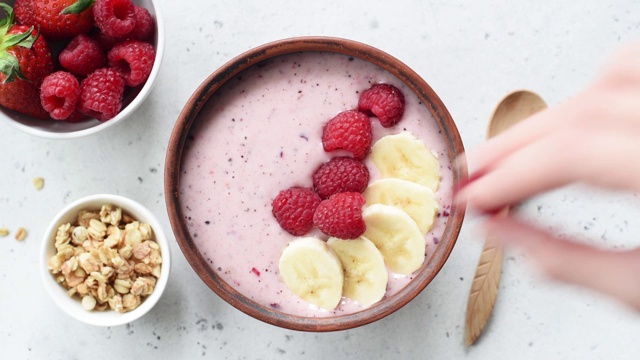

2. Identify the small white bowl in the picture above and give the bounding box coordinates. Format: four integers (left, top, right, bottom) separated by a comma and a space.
0, 0, 165, 139
40, 194, 171, 327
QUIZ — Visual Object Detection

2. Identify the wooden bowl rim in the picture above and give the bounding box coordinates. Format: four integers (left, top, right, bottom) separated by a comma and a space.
164, 36, 466, 332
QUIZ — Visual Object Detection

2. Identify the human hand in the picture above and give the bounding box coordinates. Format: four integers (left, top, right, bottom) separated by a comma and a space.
457, 41, 640, 309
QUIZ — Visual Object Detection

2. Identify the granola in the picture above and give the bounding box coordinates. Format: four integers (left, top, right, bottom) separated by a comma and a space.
14, 227, 27, 241
47, 204, 162, 313
32, 177, 44, 191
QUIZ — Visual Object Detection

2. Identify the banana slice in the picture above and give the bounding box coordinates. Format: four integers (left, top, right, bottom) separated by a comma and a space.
327, 237, 388, 307
278, 237, 344, 310
363, 178, 438, 234
363, 204, 426, 275
371, 132, 441, 191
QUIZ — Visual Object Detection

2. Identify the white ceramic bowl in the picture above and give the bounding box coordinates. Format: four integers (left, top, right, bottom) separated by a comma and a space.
40, 194, 171, 326
0, 0, 165, 139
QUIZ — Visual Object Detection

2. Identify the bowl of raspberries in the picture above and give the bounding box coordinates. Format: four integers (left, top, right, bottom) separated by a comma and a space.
0, 0, 164, 138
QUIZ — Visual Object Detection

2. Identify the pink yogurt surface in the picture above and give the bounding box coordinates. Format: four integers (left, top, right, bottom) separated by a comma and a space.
179, 51, 453, 317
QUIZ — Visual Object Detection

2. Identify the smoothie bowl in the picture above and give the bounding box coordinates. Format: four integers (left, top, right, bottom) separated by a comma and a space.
165, 37, 466, 331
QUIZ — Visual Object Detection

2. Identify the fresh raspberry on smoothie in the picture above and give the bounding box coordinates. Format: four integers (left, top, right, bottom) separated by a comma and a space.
272, 187, 322, 236
358, 83, 405, 128
312, 157, 369, 199
322, 110, 372, 160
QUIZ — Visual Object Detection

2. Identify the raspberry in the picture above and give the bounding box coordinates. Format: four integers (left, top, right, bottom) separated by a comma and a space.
108, 40, 155, 87
59, 34, 107, 77
128, 5, 154, 40
40, 71, 80, 121
313, 157, 370, 199
65, 110, 90, 123
91, 31, 118, 51
313, 192, 366, 239
78, 68, 125, 121
272, 187, 322, 236
322, 110, 372, 160
93, 0, 136, 38
358, 84, 405, 127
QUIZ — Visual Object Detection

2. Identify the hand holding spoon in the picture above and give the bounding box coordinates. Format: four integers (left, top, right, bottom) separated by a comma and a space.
464, 90, 548, 346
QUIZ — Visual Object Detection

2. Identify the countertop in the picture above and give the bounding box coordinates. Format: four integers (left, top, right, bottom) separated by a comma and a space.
1, 0, 639, 359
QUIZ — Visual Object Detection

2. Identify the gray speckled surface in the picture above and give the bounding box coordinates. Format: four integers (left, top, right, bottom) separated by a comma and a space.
2, 0, 640, 359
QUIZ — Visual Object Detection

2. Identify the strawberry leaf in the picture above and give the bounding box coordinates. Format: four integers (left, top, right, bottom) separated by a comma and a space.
0, 3, 35, 84
60, 0, 96, 15
0, 3, 15, 38
3, 27, 36, 50
0, 53, 27, 83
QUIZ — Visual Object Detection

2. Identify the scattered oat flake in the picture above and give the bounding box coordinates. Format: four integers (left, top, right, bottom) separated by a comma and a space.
15, 227, 27, 241
32, 177, 45, 191
0, 228, 8, 237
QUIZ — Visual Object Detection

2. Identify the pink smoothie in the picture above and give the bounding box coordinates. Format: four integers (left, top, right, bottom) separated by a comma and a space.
179, 51, 453, 317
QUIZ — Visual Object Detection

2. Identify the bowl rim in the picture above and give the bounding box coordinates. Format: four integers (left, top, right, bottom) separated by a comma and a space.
164, 36, 466, 332
40, 193, 171, 326
0, 0, 165, 139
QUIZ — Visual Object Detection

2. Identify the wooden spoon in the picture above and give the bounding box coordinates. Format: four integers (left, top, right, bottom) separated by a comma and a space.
464, 90, 548, 346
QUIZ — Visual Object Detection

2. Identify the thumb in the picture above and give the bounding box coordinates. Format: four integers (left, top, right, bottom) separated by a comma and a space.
484, 216, 640, 311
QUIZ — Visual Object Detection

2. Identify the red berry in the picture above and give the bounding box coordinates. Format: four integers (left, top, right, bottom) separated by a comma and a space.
313, 192, 366, 239
14, 0, 95, 40
14, 1, 34, 26
78, 68, 125, 121
108, 40, 155, 87
92, 31, 119, 51
313, 157, 369, 199
40, 71, 80, 120
272, 187, 322, 236
93, 0, 136, 38
322, 110, 372, 160
358, 84, 405, 127
128, 5, 154, 40
65, 110, 90, 123
0, 24, 54, 120
59, 34, 107, 77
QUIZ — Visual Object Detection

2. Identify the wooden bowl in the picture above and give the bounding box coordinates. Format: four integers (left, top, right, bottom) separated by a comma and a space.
165, 37, 466, 331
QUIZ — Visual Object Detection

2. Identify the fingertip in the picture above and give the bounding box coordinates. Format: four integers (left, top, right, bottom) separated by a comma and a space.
482, 215, 531, 248
455, 172, 511, 217
454, 153, 468, 175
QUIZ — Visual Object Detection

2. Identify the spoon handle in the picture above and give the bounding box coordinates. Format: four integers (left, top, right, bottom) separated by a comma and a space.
464, 208, 508, 346
463, 90, 547, 346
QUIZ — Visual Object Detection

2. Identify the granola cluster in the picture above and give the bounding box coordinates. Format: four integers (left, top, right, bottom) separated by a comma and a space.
48, 204, 162, 313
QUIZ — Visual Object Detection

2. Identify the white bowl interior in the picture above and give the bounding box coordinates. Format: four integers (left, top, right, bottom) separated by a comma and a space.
40, 194, 171, 327
0, 0, 165, 139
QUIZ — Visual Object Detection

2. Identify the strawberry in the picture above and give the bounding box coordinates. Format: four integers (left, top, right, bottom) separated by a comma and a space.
0, 4, 54, 119
14, 0, 95, 40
